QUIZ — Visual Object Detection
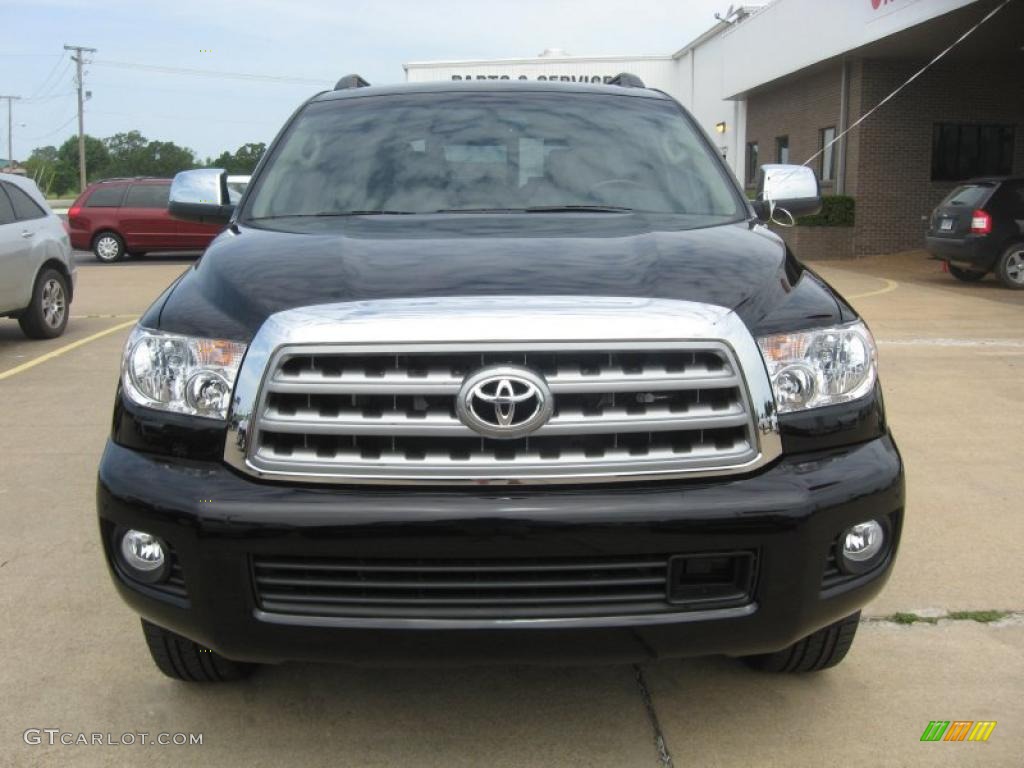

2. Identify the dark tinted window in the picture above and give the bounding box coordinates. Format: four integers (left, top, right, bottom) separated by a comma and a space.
0, 186, 15, 225
775, 136, 789, 164
246, 93, 743, 224
940, 184, 995, 208
745, 142, 758, 187
819, 127, 836, 182
997, 181, 1024, 216
125, 183, 170, 208
931, 124, 1014, 181
85, 184, 127, 207
5, 183, 47, 221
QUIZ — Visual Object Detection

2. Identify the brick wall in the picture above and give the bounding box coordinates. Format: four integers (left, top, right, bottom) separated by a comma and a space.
852, 59, 1024, 255
771, 225, 855, 260
745, 56, 1024, 256
745, 62, 854, 196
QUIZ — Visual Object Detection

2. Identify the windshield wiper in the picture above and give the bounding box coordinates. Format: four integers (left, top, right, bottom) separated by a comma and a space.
524, 205, 633, 213
434, 205, 633, 214
247, 210, 415, 220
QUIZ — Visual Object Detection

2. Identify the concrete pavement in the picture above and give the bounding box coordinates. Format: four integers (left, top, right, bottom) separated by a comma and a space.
0, 251, 1021, 766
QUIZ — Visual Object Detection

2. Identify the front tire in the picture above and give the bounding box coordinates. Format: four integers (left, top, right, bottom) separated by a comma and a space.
949, 265, 985, 282
141, 619, 255, 682
18, 268, 69, 339
995, 243, 1024, 289
93, 231, 125, 263
743, 611, 860, 673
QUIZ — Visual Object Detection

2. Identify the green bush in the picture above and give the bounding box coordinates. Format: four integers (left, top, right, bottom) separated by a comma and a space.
796, 195, 855, 227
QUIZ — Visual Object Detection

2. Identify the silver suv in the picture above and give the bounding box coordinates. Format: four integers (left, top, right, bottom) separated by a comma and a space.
0, 173, 76, 338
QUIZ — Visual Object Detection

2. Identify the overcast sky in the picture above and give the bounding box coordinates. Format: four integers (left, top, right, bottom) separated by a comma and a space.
1, 0, 733, 161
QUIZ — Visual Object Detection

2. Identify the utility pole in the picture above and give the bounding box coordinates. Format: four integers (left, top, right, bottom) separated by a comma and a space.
0, 95, 20, 170
63, 44, 96, 193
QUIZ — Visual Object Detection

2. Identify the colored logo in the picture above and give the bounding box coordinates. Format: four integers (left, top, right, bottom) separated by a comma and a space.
920, 721, 996, 742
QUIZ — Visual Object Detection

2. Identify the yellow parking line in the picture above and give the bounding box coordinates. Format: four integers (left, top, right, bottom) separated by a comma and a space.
847, 278, 899, 300
0, 319, 136, 382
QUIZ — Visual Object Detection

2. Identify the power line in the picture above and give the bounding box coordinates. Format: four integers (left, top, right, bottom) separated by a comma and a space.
27, 55, 68, 99
92, 59, 327, 86
23, 112, 78, 142
26, 60, 74, 102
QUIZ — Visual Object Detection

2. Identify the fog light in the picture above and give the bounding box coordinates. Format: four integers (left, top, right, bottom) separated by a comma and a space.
838, 520, 886, 574
118, 529, 168, 583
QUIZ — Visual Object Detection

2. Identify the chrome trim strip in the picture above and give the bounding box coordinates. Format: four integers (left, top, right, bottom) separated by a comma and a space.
224, 297, 781, 485
257, 401, 750, 436
253, 601, 758, 630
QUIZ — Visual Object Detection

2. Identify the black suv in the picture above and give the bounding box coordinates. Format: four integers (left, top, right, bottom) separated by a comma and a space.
926, 177, 1024, 289
97, 76, 904, 682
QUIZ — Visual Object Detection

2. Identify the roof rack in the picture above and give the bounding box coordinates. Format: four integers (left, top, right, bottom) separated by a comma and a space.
334, 74, 371, 90
608, 72, 645, 89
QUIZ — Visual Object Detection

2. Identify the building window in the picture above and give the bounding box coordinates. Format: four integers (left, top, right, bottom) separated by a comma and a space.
931, 123, 1015, 181
819, 127, 837, 182
775, 136, 789, 164
745, 142, 759, 186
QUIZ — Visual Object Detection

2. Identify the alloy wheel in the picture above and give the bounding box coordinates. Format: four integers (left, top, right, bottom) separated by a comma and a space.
96, 236, 121, 261
41, 278, 66, 328
1006, 250, 1024, 285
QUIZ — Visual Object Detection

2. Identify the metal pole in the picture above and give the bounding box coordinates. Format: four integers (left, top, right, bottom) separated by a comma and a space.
0, 96, 20, 169
63, 44, 96, 193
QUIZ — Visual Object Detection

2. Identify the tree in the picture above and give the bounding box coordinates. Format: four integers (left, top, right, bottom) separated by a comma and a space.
103, 130, 149, 177
56, 134, 110, 192
209, 142, 266, 174
23, 131, 261, 194
23, 146, 61, 196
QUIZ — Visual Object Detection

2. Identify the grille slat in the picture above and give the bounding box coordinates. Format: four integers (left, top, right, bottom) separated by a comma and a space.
268, 362, 738, 396
249, 344, 759, 483
251, 552, 756, 620
258, 400, 750, 436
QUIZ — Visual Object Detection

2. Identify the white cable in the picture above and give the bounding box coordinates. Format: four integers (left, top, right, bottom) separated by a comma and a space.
803, 0, 1014, 167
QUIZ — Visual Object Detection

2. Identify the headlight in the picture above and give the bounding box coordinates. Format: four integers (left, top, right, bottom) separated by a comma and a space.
121, 326, 247, 419
757, 321, 877, 413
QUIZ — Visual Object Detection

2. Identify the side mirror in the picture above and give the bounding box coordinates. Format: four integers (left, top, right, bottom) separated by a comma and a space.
169, 168, 237, 224
752, 164, 821, 222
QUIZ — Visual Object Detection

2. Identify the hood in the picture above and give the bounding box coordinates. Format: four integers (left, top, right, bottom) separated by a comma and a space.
150, 213, 842, 341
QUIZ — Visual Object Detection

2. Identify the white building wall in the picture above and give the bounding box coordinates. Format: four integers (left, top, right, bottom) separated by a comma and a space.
717, 0, 979, 99
405, 55, 684, 101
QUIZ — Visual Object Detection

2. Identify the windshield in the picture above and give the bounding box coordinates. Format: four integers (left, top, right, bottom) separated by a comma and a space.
244, 92, 744, 224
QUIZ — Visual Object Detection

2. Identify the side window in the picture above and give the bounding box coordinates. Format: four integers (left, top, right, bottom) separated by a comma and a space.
775, 136, 789, 164
124, 184, 171, 208
1000, 182, 1024, 217
0, 185, 16, 226
5, 183, 48, 221
85, 185, 127, 207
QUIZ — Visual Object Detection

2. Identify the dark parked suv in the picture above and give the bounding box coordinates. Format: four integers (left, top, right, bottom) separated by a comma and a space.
925, 177, 1024, 288
97, 76, 904, 682
68, 177, 221, 262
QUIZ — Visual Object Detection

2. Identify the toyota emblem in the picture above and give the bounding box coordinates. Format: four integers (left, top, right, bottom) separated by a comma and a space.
456, 366, 554, 439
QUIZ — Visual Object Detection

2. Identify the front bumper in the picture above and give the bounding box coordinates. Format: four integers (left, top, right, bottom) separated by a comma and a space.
97, 435, 904, 665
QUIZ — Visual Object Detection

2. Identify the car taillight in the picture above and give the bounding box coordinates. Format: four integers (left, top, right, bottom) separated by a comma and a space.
68, 205, 81, 220
970, 209, 991, 234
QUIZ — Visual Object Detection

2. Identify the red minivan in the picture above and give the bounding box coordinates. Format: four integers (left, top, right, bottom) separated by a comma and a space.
67, 178, 223, 262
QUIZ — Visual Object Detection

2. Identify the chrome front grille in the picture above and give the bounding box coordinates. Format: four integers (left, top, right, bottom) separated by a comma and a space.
248, 344, 758, 483
224, 297, 782, 485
